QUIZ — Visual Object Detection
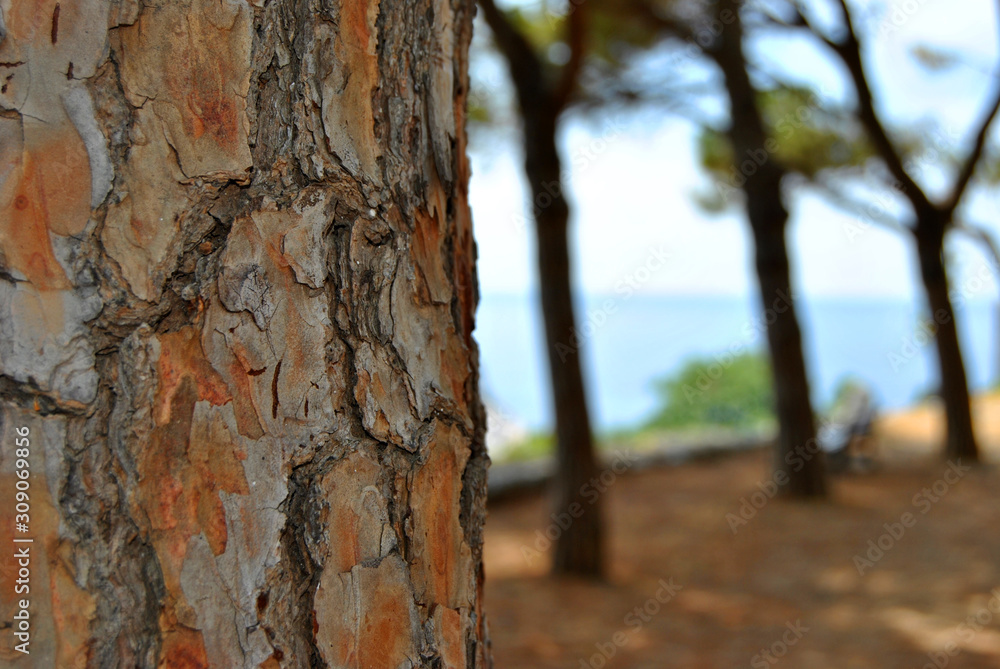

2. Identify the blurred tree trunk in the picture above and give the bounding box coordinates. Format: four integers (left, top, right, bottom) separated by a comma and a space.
813, 0, 985, 464
0, 1, 491, 667
530, 106, 604, 577
915, 222, 980, 461
750, 223, 827, 496
479, 0, 604, 577
709, 0, 827, 497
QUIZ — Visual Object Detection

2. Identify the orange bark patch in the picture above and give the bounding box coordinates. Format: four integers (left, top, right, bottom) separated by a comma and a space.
364, 595, 412, 666
5, 0, 57, 43
258, 656, 282, 669
136, 362, 247, 669
135, 328, 248, 608
410, 422, 473, 608
0, 415, 96, 665
154, 328, 232, 426
50, 560, 96, 668
441, 335, 471, 415
127, 210, 162, 249
22, 122, 92, 238
143, 377, 197, 536
434, 605, 467, 669
169, 36, 240, 153
412, 208, 452, 304
225, 358, 265, 439
0, 112, 93, 295
318, 0, 381, 177
141, 379, 248, 570
314, 556, 419, 668
117, 1, 252, 178
342, 0, 377, 56
318, 453, 386, 573
0, 151, 71, 291
0, 0, 103, 301
326, 495, 362, 574
159, 627, 210, 669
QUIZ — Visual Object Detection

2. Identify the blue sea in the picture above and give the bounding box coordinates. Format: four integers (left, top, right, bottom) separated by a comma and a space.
475, 293, 998, 431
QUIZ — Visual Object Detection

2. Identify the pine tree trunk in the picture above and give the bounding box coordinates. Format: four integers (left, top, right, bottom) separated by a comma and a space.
751, 222, 827, 497
711, 0, 827, 498
525, 111, 604, 578
0, 1, 490, 666
477, 0, 604, 578
915, 223, 980, 461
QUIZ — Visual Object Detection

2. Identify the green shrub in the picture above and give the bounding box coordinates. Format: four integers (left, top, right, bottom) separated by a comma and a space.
496, 432, 553, 463
645, 351, 775, 430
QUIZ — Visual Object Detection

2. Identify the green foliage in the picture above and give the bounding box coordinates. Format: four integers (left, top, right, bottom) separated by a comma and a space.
698, 127, 734, 176
471, 0, 676, 129
830, 376, 867, 407
497, 432, 554, 462
644, 352, 775, 430
760, 86, 873, 177
503, 4, 564, 54
696, 85, 873, 191
587, 0, 664, 67
467, 95, 494, 125
500, 0, 666, 67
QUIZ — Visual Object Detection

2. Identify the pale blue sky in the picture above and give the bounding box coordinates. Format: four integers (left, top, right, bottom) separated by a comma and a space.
470, 0, 1000, 301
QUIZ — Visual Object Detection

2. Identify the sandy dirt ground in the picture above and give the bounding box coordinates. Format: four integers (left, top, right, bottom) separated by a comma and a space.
483, 393, 1000, 668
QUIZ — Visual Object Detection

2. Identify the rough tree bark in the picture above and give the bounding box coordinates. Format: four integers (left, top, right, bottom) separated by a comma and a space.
0, 0, 491, 667
708, 0, 827, 497
479, 0, 604, 577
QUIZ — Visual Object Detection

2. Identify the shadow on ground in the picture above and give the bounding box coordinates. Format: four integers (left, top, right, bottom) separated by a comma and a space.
484, 400, 1000, 668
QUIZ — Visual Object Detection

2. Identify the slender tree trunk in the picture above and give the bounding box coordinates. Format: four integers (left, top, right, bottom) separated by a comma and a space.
0, 1, 490, 667
711, 0, 827, 497
915, 223, 980, 461
478, 0, 604, 577
525, 110, 604, 578
750, 222, 827, 496
815, 0, 987, 462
